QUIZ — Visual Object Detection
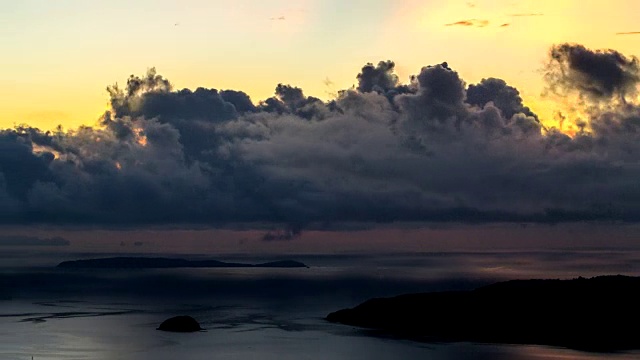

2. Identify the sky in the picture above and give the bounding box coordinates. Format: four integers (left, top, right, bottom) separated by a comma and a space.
2, 0, 640, 252
2, 0, 640, 130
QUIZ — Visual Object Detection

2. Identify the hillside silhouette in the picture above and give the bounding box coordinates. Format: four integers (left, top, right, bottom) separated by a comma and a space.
327, 275, 640, 352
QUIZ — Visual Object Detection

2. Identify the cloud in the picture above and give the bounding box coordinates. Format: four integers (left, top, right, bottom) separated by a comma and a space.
357, 61, 400, 94
616, 32, 640, 36
255, 84, 328, 121
355, 61, 416, 103
545, 43, 640, 103
396, 62, 467, 124
3, 44, 640, 226
445, 19, 489, 28
466, 78, 539, 121
0, 236, 70, 246
509, 13, 544, 17
262, 226, 302, 241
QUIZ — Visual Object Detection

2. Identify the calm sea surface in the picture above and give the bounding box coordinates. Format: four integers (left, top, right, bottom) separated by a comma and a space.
2, 250, 640, 360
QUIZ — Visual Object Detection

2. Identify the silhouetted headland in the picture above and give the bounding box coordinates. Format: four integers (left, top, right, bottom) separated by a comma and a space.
327, 275, 640, 352
157, 315, 203, 332
57, 257, 308, 269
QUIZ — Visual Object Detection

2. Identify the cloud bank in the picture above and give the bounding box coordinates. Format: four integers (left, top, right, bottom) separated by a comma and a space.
0, 236, 70, 247
3, 43, 640, 226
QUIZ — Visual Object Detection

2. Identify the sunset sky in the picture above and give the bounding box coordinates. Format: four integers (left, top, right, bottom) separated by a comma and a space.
5, 6, 640, 359
2, 0, 639, 131
2, 0, 640, 252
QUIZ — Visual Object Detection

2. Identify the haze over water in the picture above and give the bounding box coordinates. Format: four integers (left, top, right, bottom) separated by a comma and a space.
3, 245, 640, 360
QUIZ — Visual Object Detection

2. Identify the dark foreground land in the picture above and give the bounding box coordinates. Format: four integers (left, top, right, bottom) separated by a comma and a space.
57, 257, 308, 269
327, 275, 640, 352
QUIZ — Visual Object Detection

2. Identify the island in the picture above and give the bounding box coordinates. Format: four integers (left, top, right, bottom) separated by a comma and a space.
157, 315, 203, 332
57, 257, 308, 269
327, 275, 640, 352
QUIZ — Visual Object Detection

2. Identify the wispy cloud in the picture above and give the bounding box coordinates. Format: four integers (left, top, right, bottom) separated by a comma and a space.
500, 23, 510, 27
262, 227, 302, 241
445, 19, 489, 27
509, 13, 544, 17
616, 31, 640, 35
0, 236, 70, 246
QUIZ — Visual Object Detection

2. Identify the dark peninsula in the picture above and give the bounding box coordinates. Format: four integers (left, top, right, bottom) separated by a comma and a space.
57, 257, 308, 269
327, 275, 640, 352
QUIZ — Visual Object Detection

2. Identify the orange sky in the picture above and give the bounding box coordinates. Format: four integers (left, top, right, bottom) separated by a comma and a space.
1, 0, 639, 131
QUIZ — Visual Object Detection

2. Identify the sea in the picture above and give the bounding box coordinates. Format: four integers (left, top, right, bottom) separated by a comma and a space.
2, 250, 640, 360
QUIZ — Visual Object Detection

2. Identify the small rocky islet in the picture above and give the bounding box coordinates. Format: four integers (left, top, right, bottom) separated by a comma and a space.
157, 315, 203, 332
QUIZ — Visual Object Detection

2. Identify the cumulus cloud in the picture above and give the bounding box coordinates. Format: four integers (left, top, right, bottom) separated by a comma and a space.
357, 61, 400, 94
545, 43, 640, 103
396, 62, 467, 126
3, 44, 640, 226
258, 84, 327, 120
467, 78, 539, 121
355, 61, 416, 104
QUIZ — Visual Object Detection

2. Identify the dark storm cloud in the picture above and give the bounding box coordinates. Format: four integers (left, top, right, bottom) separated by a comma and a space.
220, 90, 257, 113
111, 83, 238, 123
355, 61, 416, 105
445, 19, 489, 27
0, 235, 70, 246
24, 117, 214, 224
3, 44, 640, 225
0, 130, 54, 199
396, 62, 467, 124
107, 67, 265, 161
357, 61, 400, 94
257, 84, 328, 120
466, 78, 539, 121
545, 43, 640, 103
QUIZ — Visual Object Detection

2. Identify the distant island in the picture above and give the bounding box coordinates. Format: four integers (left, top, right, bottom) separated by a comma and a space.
57, 257, 308, 269
327, 275, 640, 352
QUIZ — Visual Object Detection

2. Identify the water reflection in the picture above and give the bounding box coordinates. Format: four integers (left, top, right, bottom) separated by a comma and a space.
2, 250, 640, 359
